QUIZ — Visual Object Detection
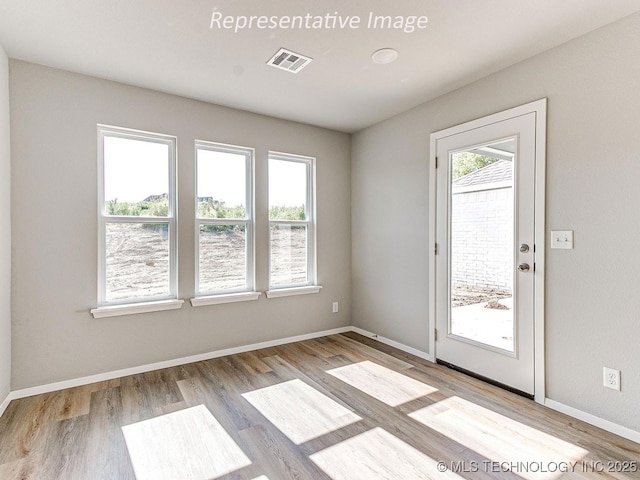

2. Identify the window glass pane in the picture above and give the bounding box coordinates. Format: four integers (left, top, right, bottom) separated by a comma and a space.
270, 224, 307, 287
269, 159, 307, 220
105, 223, 170, 301
197, 148, 247, 219
104, 136, 169, 216
198, 224, 247, 293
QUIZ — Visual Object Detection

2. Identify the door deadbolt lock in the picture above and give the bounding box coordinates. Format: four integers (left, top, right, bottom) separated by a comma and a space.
518, 263, 530, 272
519, 244, 530, 253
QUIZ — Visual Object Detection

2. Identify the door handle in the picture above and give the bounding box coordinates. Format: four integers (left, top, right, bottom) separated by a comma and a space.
518, 263, 530, 272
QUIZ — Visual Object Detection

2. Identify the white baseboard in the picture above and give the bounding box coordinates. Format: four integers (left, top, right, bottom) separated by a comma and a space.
544, 398, 640, 444
9, 326, 352, 401
349, 326, 435, 362
4, 326, 638, 446
0, 391, 14, 418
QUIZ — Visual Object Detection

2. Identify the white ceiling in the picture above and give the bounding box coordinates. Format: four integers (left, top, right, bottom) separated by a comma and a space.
1, 0, 639, 133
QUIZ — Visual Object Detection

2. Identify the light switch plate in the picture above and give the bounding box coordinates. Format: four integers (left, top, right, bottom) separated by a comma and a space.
551, 230, 573, 249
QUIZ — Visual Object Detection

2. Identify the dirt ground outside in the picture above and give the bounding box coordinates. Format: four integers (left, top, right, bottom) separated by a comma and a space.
105, 224, 306, 301
451, 284, 512, 308
106, 224, 504, 303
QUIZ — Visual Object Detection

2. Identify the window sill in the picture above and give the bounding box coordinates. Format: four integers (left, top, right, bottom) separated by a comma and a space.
91, 299, 184, 319
190, 291, 262, 307
265, 286, 323, 299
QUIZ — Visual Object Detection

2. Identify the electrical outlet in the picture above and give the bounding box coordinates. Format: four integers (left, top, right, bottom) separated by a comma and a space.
332, 302, 339, 313
603, 367, 621, 391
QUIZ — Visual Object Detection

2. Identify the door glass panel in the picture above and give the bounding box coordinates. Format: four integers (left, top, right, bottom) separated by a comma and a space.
449, 139, 515, 352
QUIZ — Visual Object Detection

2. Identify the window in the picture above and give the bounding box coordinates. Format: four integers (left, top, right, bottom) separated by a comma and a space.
97, 126, 177, 307
268, 152, 317, 290
195, 142, 255, 297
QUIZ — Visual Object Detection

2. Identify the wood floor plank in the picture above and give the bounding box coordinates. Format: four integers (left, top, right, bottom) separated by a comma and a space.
298, 339, 339, 359
199, 358, 271, 431
176, 375, 249, 436
120, 368, 184, 425
53, 385, 94, 421
237, 424, 331, 480
155, 400, 188, 416
81, 387, 135, 480
0, 458, 30, 479
260, 354, 358, 413
329, 334, 416, 371
0, 392, 63, 466
25, 415, 90, 479
1, 333, 639, 480
235, 351, 274, 375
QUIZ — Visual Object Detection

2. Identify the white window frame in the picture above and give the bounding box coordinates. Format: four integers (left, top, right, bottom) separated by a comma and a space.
193, 141, 256, 302
267, 151, 318, 294
95, 125, 179, 312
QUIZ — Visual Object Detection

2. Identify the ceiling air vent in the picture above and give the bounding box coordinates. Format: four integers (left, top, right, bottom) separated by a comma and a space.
267, 48, 313, 73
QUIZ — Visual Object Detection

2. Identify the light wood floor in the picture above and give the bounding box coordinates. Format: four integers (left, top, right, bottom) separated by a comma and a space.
1, 332, 638, 479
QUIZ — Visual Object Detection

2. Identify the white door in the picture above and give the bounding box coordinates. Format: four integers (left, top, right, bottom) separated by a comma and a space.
433, 104, 544, 396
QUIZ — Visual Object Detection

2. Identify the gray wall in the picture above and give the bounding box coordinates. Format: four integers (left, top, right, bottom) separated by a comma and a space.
352, 12, 640, 431
10, 61, 351, 389
0, 45, 11, 402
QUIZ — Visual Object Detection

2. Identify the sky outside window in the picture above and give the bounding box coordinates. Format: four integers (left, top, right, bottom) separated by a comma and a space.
269, 159, 307, 209
105, 139, 307, 210
197, 149, 246, 209
103, 136, 169, 203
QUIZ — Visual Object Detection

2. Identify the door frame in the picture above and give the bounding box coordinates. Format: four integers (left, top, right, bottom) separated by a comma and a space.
428, 99, 547, 404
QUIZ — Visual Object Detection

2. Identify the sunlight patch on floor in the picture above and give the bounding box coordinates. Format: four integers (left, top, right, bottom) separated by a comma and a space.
409, 397, 588, 480
310, 427, 463, 479
122, 404, 251, 480
327, 360, 438, 407
242, 379, 361, 444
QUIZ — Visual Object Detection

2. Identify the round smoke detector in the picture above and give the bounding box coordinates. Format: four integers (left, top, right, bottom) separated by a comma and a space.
371, 48, 398, 64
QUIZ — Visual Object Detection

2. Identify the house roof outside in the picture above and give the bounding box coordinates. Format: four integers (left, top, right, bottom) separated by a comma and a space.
453, 159, 513, 189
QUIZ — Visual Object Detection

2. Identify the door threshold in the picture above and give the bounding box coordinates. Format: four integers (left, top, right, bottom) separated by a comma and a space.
436, 359, 534, 400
